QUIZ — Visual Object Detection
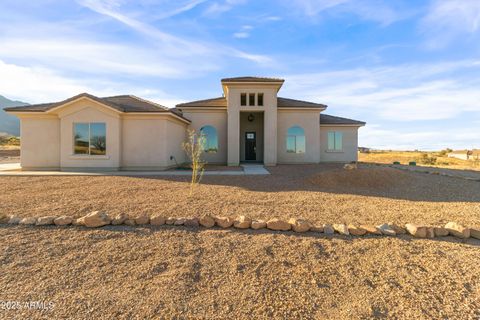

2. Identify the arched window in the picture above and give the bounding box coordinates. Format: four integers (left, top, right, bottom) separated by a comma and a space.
200, 125, 218, 153
286, 126, 305, 153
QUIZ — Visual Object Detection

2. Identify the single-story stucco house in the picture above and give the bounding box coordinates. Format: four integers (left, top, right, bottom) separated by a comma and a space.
4, 77, 365, 171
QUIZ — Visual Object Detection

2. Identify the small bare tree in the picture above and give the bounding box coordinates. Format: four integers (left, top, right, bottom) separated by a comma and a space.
182, 129, 206, 196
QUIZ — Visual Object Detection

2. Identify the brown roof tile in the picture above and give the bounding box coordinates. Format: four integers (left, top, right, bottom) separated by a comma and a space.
320, 114, 366, 126
221, 76, 285, 83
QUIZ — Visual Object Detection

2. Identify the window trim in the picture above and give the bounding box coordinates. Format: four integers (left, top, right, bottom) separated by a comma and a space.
73, 122, 107, 156
327, 131, 343, 152
286, 125, 306, 154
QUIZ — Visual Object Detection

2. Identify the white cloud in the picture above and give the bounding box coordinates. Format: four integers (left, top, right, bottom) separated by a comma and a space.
285, 0, 409, 25
0, 60, 182, 108
233, 25, 254, 39
77, 0, 271, 64
283, 60, 480, 122
233, 32, 250, 39
204, 0, 246, 15
361, 125, 480, 150
420, 0, 480, 48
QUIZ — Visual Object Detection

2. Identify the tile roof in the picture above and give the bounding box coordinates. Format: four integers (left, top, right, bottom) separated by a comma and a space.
176, 96, 327, 109
320, 114, 366, 126
277, 97, 327, 109
3, 93, 190, 121
221, 76, 285, 83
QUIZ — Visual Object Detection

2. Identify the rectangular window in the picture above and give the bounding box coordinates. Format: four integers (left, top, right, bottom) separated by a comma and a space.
240, 93, 247, 106
74, 123, 106, 155
286, 136, 305, 153
257, 93, 264, 106
248, 93, 255, 106
327, 131, 343, 151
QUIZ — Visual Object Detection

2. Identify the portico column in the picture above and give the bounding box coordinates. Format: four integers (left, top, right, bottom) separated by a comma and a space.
227, 109, 240, 166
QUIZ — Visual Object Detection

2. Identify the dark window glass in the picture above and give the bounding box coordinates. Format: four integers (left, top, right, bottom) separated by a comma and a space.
200, 125, 218, 153
240, 93, 247, 106
286, 126, 305, 153
257, 93, 264, 106
249, 93, 255, 106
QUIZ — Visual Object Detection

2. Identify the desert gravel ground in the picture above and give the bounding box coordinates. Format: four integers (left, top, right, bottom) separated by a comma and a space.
0, 226, 479, 319
1, 165, 479, 319
0, 164, 479, 227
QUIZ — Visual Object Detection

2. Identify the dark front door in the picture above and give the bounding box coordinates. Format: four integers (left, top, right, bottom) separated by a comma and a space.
245, 132, 256, 161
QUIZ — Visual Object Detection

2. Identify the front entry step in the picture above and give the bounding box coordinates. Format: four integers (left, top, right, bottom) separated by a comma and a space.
241, 164, 270, 175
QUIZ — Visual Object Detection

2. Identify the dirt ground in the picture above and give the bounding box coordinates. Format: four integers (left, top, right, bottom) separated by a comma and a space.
0, 226, 479, 319
0, 164, 479, 227
359, 150, 480, 171
1, 164, 479, 319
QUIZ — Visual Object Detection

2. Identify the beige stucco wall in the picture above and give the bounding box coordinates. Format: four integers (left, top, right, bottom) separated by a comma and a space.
166, 119, 187, 167
277, 110, 320, 164
19, 115, 60, 170
122, 116, 188, 170
57, 100, 121, 170
320, 126, 359, 162
225, 84, 278, 165
181, 110, 227, 164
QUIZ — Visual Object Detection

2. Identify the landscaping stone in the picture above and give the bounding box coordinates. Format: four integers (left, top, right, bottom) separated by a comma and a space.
124, 219, 136, 226
165, 217, 175, 225
470, 228, 480, 240
434, 227, 449, 237
266, 218, 291, 231
111, 213, 128, 225
184, 217, 199, 227
199, 215, 215, 228
72, 217, 85, 226
134, 214, 150, 225
360, 225, 382, 235
310, 225, 324, 232
234, 216, 252, 229
405, 224, 428, 238
83, 211, 111, 228
377, 223, 396, 236
347, 224, 367, 236
333, 224, 349, 235
323, 224, 334, 234
445, 222, 470, 239
251, 220, 267, 230
174, 218, 186, 226
289, 218, 311, 233
19, 217, 37, 225
389, 224, 406, 235
426, 227, 435, 239
8, 215, 21, 224
150, 215, 166, 226
0, 214, 10, 224
54, 216, 73, 226
344, 163, 357, 170
36, 216, 57, 226
215, 216, 234, 228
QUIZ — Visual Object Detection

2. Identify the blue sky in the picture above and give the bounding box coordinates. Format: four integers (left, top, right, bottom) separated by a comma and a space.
0, 0, 479, 150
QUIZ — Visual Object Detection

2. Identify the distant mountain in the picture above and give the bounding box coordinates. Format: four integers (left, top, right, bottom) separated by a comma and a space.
0, 95, 29, 136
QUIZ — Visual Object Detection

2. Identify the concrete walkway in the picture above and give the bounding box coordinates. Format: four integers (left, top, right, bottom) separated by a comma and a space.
0, 163, 270, 176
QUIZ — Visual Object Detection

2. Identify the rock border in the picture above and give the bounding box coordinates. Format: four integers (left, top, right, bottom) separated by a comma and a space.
1, 212, 479, 240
